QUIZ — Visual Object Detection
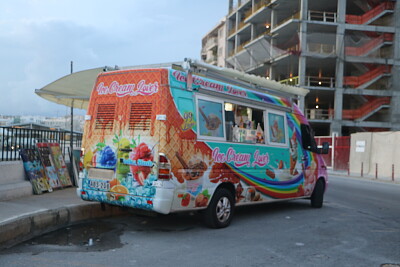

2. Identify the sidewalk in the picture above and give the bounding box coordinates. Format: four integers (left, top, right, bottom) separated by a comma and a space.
0, 187, 128, 250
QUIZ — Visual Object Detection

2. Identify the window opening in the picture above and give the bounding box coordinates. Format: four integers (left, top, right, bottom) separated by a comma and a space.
226, 103, 265, 144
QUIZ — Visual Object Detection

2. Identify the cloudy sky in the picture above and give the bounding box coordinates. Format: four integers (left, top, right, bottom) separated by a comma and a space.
0, 0, 227, 117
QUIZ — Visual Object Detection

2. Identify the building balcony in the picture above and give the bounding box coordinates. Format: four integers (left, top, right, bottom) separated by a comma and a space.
274, 12, 300, 29
204, 37, 218, 51
243, 0, 271, 21
229, 0, 252, 15
205, 55, 217, 65
228, 25, 237, 38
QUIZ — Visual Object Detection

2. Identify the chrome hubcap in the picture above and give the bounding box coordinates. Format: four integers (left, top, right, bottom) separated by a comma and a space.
216, 196, 231, 223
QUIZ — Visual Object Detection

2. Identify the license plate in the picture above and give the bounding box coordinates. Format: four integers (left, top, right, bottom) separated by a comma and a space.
89, 180, 110, 191
152, 180, 163, 187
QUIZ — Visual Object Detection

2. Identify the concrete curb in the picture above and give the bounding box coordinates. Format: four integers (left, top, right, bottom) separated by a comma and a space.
0, 202, 129, 250
328, 170, 400, 184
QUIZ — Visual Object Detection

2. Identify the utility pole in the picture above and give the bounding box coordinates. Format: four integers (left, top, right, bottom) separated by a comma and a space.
70, 61, 74, 182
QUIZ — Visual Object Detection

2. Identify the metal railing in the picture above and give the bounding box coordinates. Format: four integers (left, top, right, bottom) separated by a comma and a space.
279, 75, 336, 88
0, 127, 82, 161
306, 109, 333, 120
308, 43, 336, 54
345, 2, 395, 25
308, 10, 337, 22
279, 76, 299, 86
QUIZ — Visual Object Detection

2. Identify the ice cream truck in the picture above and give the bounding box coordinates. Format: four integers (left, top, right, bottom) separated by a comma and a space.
77, 59, 329, 228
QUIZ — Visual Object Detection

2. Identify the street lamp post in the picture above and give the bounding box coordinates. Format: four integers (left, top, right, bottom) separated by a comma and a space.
70, 61, 74, 182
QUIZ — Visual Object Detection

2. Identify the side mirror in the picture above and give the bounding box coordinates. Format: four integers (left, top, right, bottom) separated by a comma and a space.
319, 142, 329, 154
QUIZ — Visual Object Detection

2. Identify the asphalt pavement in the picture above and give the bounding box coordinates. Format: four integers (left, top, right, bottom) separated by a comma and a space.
0, 171, 398, 250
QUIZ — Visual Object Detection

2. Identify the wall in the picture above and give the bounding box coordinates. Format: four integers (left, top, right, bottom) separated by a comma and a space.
350, 131, 400, 179
0, 161, 33, 201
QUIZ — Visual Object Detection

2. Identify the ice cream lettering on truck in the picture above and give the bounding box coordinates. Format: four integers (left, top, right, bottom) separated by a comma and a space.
77, 60, 329, 228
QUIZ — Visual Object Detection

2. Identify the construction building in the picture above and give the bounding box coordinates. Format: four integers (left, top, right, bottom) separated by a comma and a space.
201, 0, 400, 136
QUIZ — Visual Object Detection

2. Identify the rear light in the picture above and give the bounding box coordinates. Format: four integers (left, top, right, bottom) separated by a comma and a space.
158, 153, 171, 180
79, 148, 84, 172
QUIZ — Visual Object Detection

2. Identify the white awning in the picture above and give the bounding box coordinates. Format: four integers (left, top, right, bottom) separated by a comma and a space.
36, 60, 309, 111
35, 67, 104, 110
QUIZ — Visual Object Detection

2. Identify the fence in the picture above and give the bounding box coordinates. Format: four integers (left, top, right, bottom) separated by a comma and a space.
315, 136, 350, 171
0, 127, 82, 161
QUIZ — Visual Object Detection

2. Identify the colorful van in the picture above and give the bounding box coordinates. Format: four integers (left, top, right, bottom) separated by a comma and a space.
77, 60, 329, 228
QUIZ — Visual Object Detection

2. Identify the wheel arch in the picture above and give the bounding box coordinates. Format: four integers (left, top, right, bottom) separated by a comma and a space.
214, 182, 236, 202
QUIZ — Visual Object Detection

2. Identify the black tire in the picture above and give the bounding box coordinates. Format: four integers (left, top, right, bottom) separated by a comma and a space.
204, 188, 234, 228
310, 179, 325, 208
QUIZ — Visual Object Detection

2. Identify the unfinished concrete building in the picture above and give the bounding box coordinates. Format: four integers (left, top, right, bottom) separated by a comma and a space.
203, 0, 400, 136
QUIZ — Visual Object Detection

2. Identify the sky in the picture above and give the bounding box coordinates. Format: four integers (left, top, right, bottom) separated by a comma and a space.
0, 0, 227, 117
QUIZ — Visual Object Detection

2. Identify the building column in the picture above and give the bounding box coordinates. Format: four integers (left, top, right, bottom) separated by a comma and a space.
390, 2, 400, 130
298, 0, 308, 112
331, 0, 346, 135
270, 5, 278, 80
234, 11, 240, 70
229, 0, 234, 13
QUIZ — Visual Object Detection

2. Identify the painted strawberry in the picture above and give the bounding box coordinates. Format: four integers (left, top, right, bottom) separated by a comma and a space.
130, 142, 153, 185
181, 193, 190, 207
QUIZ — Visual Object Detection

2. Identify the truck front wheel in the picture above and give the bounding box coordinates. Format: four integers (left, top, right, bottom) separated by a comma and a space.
204, 188, 234, 228
310, 179, 325, 208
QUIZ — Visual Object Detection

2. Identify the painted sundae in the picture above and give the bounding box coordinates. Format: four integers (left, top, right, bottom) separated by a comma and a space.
175, 152, 207, 195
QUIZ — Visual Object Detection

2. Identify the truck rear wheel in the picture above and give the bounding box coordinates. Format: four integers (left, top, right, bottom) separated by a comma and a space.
310, 179, 324, 208
204, 188, 234, 228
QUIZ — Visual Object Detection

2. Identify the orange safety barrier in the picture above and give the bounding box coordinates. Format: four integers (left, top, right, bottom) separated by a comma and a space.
345, 33, 394, 56
346, 2, 394, 24
342, 97, 391, 120
343, 65, 392, 88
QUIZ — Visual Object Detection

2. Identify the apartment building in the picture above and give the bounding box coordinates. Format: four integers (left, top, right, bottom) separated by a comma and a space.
201, 18, 227, 67
202, 0, 400, 136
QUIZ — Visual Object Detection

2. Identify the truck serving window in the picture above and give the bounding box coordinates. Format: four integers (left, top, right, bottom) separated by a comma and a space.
225, 103, 265, 144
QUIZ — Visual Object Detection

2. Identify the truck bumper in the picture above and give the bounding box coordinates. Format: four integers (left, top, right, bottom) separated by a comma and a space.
76, 186, 174, 215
